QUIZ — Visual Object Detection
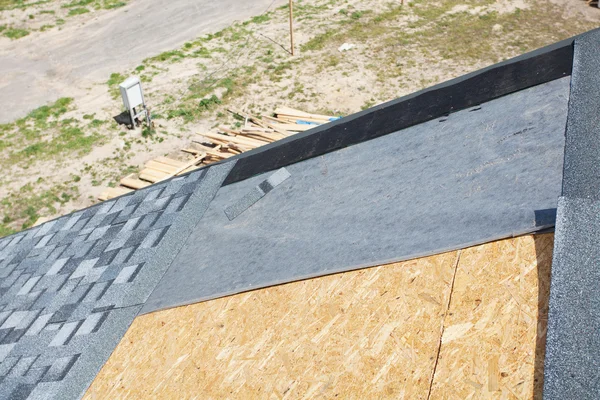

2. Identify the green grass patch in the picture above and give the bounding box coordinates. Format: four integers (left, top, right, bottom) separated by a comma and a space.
351, 11, 364, 19
18, 126, 101, 160
146, 50, 186, 63
27, 97, 73, 127
103, 0, 126, 9
63, 0, 93, 8
198, 94, 221, 110
107, 72, 125, 98
0, 182, 79, 235
0, 0, 51, 12
67, 7, 89, 16
89, 119, 105, 128
246, 13, 270, 25
3, 27, 29, 39
301, 29, 337, 51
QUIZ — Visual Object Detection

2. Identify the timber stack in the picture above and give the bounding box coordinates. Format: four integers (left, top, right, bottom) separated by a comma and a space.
98, 107, 340, 201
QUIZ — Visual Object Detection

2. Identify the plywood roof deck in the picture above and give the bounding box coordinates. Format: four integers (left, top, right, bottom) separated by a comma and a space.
85, 234, 552, 399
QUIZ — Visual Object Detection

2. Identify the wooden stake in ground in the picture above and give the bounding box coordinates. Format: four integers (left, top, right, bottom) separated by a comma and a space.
289, 0, 295, 56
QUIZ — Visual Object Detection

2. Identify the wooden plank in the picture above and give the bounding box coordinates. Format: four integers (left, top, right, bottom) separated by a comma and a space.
226, 146, 243, 154
140, 168, 169, 179
32, 217, 51, 227
145, 160, 180, 174
262, 115, 299, 124
241, 126, 275, 133
275, 106, 336, 121
139, 171, 166, 183
218, 126, 242, 136
238, 132, 276, 143
270, 123, 313, 132
241, 128, 286, 139
84, 250, 458, 398
120, 175, 151, 190
101, 187, 134, 200
180, 165, 203, 174
155, 153, 207, 183
189, 143, 234, 159
228, 109, 291, 136
276, 115, 327, 124
203, 132, 266, 149
154, 157, 187, 168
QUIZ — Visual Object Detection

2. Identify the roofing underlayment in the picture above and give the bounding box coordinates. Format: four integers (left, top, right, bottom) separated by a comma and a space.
0, 28, 598, 399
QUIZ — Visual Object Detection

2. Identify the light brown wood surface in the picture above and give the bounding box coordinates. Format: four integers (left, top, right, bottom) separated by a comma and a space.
430, 234, 553, 399
84, 234, 553, 399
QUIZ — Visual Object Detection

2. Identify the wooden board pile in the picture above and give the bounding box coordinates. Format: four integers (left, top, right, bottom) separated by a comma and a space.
98, 107, 340, 201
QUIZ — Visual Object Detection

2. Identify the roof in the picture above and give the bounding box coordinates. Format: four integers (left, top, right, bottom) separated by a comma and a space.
0, 27, 597, 399
543, 28, 600, 399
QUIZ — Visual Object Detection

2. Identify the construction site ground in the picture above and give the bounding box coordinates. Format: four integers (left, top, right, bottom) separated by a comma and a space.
0, 0, 599, 237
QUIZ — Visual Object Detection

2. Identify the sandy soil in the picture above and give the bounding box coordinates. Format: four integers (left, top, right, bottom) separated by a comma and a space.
0, 0, 287, 123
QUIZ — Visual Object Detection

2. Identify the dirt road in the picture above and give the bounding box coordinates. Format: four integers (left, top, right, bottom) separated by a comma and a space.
0, 0, 285, 123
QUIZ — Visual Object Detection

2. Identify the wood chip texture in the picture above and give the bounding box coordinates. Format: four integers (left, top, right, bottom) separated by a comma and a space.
84, 234, 553, 399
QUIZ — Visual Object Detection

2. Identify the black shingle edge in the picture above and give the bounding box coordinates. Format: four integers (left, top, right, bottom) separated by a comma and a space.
218, 29, 589, 186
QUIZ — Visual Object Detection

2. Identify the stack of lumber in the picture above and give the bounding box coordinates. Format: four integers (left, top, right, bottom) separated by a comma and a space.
98, 107, 340, 201
267, 106, 341, 130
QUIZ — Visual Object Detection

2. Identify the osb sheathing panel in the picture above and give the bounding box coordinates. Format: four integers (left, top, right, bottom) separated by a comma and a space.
430, 234, 553, 399
85, 234, 552, 399
85, 252, 459, 399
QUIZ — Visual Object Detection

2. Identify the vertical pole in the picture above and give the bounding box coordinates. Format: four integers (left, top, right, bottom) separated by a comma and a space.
289, 0, 295, 56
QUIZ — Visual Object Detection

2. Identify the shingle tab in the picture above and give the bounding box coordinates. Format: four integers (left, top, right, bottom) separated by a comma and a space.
0, 160, 234, 399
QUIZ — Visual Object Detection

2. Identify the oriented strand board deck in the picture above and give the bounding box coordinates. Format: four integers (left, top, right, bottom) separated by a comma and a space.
84, 235, 553, 399
431, 234, 553, 399
85, 252, 458, 399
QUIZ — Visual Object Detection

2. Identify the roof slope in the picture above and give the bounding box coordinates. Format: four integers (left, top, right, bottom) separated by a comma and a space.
544, 28, 600, 399
0, 163, 233, 399
86, 234, 553, 398
143, 77, 569, 313
0, 28, 598, 399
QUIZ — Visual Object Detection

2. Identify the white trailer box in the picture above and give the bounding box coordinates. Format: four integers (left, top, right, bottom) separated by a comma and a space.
119, 76, 148, 127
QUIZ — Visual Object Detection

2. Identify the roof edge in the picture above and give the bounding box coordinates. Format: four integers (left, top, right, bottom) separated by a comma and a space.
222, 30, 585, 185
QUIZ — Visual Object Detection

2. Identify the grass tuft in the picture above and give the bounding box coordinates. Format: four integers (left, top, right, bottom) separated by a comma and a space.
3, 27, 29, 39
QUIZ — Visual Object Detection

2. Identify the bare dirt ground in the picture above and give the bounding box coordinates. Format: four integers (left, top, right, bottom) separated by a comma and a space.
0, 0, 287, 122
0, 0, 599, 236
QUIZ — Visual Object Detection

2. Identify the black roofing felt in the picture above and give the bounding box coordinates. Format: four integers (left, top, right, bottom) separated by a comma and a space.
544, 29, 600, 400
142, 77, 569, 313
221, 33, 574, 186
1, 28, 599, 399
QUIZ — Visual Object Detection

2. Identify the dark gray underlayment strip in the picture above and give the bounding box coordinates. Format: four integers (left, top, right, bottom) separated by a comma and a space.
141, 76, 569, 313
544, 30, 600, 400
224, 168, 291, 221
0, 161, 234, 400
